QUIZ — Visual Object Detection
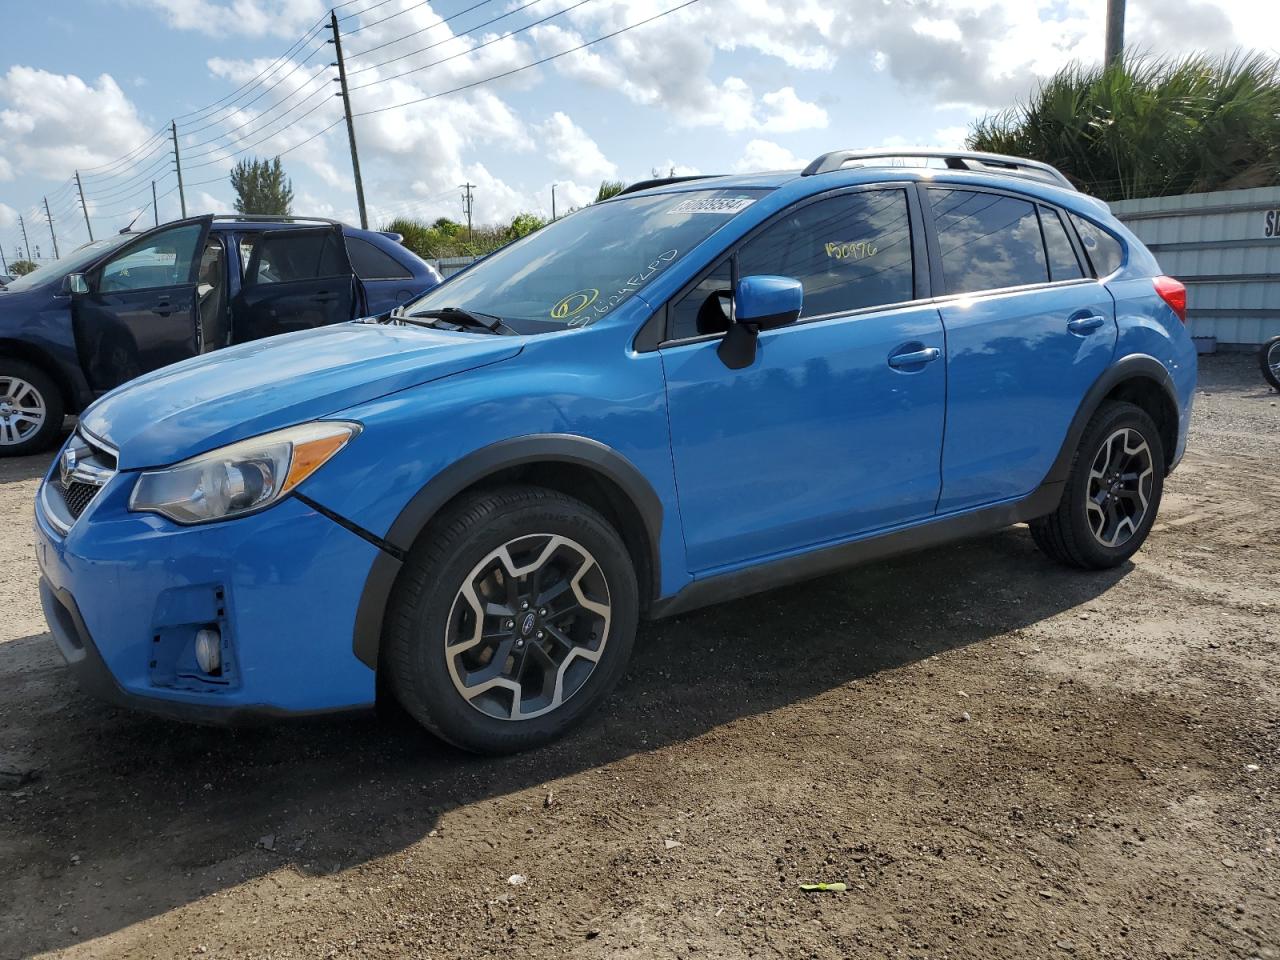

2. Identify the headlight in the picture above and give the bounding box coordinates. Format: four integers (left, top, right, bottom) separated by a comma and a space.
128, 421, 360, 524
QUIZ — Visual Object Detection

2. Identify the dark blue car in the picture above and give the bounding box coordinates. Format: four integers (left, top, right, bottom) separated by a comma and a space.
0, 215, 440, 454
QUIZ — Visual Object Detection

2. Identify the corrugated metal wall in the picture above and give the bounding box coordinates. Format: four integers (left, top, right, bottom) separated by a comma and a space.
430, 256, 478, 279
1111, 186, 1280, 346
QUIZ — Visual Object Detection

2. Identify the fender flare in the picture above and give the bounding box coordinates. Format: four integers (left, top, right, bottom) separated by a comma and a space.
351, 434, 664, 669
1043, 353, 1180, 487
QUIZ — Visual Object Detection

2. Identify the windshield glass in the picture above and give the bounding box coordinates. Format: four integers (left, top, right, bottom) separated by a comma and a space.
1, 233, 134, 293
404, 188, 768, 333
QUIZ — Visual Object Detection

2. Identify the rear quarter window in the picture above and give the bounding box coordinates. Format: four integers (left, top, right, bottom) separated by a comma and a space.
346, 236, 413, 280
1069, 213, 1125, 276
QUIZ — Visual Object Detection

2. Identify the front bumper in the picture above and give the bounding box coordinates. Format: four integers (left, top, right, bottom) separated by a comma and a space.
35, 467, 382, 721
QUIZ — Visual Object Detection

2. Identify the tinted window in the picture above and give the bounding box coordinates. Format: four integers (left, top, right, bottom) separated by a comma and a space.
1041, 207, 1084, 281
99, 224, 203, 293
929, 189, 1047, 294
252, 231, 348, 285
347, 236, 412, 280
738, 189, 914, 318
669, 259, 732, 341
1069, 213, 1124, 276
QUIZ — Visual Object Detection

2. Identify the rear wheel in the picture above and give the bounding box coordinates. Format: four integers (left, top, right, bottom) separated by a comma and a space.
0, 360, 64, 456
1030, 401, 1165, 569
384, 485, 638, 754
1261, 336, 1280, 392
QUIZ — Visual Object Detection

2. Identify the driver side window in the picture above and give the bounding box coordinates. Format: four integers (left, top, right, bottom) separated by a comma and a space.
98, 224, 203, 293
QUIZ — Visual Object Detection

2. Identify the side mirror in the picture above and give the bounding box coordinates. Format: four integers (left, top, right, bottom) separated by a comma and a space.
67, 273, 89, 295
717, 275, 803, 370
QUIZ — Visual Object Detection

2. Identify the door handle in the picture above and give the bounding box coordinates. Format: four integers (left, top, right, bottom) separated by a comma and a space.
311, 294, 338, 303
1067, 314, 1106, 335
152, 300, 172, 317
887, 346, 941, 369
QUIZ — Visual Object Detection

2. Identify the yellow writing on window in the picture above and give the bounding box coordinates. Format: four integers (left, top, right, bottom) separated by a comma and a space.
824, 240, 878, 261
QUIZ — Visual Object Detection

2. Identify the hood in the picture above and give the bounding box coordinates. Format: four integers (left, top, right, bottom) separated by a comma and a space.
82, 322, 523, 468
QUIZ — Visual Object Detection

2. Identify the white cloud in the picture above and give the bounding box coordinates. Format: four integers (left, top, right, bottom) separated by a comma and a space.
759, 86, 828, 133
0, 202, 16, 230
733, 139, 804, 173
538, 112, 617, 183
127, 0, 331, 39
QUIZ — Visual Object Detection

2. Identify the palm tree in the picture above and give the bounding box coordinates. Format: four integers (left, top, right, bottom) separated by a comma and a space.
968, 52, 1280, 200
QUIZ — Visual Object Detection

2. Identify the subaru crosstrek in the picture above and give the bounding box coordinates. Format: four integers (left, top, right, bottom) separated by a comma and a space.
34, 149, 1196, 754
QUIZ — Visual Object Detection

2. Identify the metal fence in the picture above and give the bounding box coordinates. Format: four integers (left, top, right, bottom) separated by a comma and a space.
1111, 186, 1280, 347
430, 256, 478, 279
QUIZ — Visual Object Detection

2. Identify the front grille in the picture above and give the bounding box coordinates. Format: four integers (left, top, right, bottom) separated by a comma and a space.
40, 431, 118, 533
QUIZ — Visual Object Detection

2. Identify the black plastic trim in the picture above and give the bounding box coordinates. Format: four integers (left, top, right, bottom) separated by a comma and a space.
351, 434, 665, 668
650, 480, 1065, 619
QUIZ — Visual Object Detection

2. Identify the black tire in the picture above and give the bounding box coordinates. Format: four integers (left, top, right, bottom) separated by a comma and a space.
1030, 400, 1165, 570
384, 484, 638, 754
0, 359, 64, 457
1261, 336, 1280, 392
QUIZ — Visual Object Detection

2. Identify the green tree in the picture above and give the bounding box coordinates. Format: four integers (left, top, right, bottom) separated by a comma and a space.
230, 156, 294, 215
505, 212, 547, 240
9, 259, 37, 276
594, 179, 626, 202
968, 51, 1280, 201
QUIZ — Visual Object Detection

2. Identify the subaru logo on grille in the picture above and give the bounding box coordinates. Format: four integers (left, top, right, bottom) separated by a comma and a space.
59, 447, 78, 487
520, 612, 537, 637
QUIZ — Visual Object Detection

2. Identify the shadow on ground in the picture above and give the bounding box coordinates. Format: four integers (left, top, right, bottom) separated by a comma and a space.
0, 524, 1127, 956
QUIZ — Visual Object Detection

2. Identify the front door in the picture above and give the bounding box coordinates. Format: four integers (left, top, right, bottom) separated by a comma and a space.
235, 226, 355, 342
923, 188, 1118, 512
73, 219, 210, 392
660, 187, 947, 574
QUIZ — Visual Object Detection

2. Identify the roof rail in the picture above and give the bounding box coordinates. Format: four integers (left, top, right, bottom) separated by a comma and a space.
211, 213, 344, 226
801, 149, 1076, 191
616, 175, 715, 197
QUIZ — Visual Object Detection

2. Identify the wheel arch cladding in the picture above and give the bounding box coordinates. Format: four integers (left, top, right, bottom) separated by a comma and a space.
1046, 354, 1181, 488
351, 434, 663, 669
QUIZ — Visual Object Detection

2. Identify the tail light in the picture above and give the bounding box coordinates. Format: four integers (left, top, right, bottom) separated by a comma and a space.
1153, 276, 1187, 324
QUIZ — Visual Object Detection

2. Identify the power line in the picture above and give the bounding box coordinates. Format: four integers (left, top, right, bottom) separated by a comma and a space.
347, 0, 595, 91
353, 0, 703, 114
180, 69, 333, 154
345, 0, 496, 61
345, 0, 539, 76
344, 0, 434, 35
177, 40, 331, 136
184, 99, 339, 169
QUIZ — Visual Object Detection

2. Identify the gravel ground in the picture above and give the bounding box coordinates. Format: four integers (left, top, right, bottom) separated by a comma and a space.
0, 353, 1276, 960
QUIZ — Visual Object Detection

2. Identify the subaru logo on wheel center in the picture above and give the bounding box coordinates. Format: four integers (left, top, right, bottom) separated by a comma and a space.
520, 612, 537, 637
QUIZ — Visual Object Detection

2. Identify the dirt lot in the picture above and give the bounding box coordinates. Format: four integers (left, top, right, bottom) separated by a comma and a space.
0, 354, 1276, 960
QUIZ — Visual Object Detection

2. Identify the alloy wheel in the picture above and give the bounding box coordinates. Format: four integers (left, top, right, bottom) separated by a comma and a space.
0, 377, 46, 447
1269, 340, 1280, 380
1086, 427, 1154, 548
445, 533, 612, 721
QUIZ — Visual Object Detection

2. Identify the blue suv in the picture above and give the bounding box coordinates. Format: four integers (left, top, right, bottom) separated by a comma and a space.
0, 215, 440, 455
34, 150, 1196, 754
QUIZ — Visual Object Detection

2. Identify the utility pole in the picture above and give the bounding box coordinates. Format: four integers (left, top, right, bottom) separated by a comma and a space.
461, 182, 474, 244
43, 197, 60, 260
1104, 0, 1125, 68
74, 170, 94, 242
171, 120, 187, 218
329, 10, 368, 229
0, 243, 7, 274
18, 215, 30, 261
551, 183, 558, 221
152, 180, 160, 226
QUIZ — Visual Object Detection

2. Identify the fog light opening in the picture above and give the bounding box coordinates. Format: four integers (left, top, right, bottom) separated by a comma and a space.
194, 627, 223, 676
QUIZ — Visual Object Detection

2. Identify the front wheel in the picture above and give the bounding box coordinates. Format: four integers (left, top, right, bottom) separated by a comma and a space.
1030, 401, 1165, 569
1261, 336, 1280, 392
0, 360, 64, 456
384, 485, 638, 754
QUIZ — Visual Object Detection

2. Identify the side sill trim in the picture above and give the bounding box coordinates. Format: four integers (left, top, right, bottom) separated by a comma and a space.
648, 480, 1064, 620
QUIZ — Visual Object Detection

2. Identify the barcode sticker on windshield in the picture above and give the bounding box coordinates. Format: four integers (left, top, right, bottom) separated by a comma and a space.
667, 196, 756, 215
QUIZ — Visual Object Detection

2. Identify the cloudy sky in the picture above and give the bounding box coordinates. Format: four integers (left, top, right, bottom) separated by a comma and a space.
1, 0, 1276, 262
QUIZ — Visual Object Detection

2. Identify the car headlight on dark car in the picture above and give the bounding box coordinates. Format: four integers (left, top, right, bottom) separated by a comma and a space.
128, 421, 360, 524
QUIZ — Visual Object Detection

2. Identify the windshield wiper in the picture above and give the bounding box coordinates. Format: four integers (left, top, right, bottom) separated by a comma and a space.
392, 306, 518, 336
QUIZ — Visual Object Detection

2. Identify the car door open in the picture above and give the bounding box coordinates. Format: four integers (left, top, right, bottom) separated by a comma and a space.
235, 226, 355, 343
72, 217, 212, 393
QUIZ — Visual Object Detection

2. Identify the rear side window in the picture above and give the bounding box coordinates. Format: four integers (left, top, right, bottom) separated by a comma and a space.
1040, 207, 1085, 281
1069, 213, 1125, 276
929, 189, 1046, 294
737, 189, 914, 318
252, 231, 348, 285
346, 236, 412, 280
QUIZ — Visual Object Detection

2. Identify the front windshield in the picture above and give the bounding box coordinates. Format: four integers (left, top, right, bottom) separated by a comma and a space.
1, 234, 134, 293
404, 188, 768, 333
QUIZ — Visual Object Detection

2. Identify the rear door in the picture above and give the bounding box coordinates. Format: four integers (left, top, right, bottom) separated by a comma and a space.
235, 226, 355, 342
923, 187, 1117, 512
344, 234, 421, 315
73, 218, 211, 392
